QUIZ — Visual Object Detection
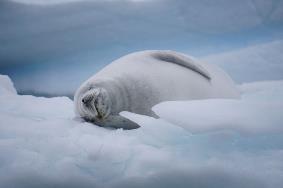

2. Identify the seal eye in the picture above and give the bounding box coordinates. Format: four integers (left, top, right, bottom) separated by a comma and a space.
82, 99, 86, 103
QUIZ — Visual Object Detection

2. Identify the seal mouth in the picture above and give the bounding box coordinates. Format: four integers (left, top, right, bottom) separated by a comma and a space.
93, 99, 103, 119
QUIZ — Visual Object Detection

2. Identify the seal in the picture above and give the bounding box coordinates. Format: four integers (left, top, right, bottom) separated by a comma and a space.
74, 50, 240, 129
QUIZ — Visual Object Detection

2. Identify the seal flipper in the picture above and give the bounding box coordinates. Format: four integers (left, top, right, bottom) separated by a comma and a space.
149, 109, 159, 118
102, 115, 140, 130
152, 50, 211, 80
141, 109, 159, 118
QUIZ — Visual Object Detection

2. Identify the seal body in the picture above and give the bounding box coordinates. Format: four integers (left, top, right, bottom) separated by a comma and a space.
74, 50, 240, 129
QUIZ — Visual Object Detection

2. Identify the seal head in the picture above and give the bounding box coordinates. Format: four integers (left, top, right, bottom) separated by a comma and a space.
79, 88, 111, 122
76, 86, 140, 129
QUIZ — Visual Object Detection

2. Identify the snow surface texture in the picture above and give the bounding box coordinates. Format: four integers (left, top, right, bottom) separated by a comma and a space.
1, 75, 283, 188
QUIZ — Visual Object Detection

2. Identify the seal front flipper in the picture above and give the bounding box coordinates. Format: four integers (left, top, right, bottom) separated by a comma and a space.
102, 115, 140, 130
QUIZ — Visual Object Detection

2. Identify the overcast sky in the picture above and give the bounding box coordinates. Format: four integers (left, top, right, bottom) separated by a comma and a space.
0, 0, 283, 95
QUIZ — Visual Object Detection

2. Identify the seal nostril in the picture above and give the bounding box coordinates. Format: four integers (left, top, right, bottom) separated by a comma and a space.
82, 99, 86, 103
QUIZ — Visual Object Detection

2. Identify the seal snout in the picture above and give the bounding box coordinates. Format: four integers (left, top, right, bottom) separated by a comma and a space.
81, 94, 94, 106
82, 97, 91, 105
82, 98, 86, 104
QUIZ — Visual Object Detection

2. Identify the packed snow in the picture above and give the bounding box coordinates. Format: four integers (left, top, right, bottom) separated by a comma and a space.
1, 75, 283, 188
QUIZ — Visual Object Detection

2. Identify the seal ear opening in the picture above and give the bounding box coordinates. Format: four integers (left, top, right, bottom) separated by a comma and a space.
102, 115, 140, 130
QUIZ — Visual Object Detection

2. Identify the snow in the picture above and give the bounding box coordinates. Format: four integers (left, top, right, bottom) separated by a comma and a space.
1, 75, 283, 187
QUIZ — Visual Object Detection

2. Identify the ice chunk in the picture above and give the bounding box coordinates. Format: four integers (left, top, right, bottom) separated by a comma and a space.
153, 80, 283, 134
0, 75, 17, 95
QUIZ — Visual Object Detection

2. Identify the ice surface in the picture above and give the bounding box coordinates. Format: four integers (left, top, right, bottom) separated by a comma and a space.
1, 75, 283, 188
